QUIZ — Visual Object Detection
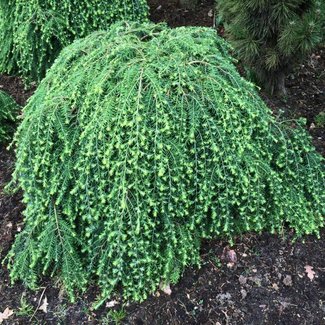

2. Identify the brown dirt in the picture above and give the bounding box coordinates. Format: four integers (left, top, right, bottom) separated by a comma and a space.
0, 75, 34, 106
263, 50, 325, 156
125, 232, 325, 325
0, 1, 324, 324
149, 0, 215, 28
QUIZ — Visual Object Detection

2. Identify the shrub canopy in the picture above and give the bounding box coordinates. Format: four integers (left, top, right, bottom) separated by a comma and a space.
0, 0, 148, 83
7, 22, 324, 304
0, 90, 19, 144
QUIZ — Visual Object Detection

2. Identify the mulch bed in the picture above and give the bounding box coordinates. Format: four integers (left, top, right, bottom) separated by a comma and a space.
0, 1, 324, 324
149, 0, 215, 28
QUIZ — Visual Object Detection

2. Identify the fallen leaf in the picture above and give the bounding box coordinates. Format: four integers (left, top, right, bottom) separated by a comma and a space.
16, 223, 24, 232
58, 287, 65, 302
249, 276, 262, 286
280, 301, 291, 309
304, 265, 316, 281
160, 283, 172, 296
106, 300, 118, 308
216, 292, 232, 302
0, 308, 14, 323
238, 275, 247, 285
283, 275, 293, 287
221, 247, 237, 268
208, 9, 213, 17
272, 283, 279, 291
39, 296, 48, 313
240, 289, 247, 299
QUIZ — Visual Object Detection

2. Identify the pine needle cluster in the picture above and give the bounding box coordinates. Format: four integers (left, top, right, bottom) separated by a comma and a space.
0, 0, 148, 83
6, 22, 325, 304
0, 90, 19, 144
217, 0, 324, 95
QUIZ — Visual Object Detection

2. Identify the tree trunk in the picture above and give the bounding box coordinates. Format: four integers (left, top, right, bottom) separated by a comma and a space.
273, 71, 287, 97
179, 0, 198, 9
264, 70, 287, 97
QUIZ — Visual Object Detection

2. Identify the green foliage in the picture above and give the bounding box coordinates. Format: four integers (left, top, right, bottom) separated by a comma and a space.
6, 22, 324, 304
101, 309, 126, 325
0, 0, 148, 83
321, 2, 325, 42
52, 304, 68, 321
315, 112, 325, 127
16, 295, 34, 317
0, 90, 19, 144
217, 0, 324, 94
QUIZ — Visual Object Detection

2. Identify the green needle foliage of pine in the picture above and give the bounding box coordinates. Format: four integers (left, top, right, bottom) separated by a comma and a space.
319, 0, 325, 41
6, 22, 324, 304
217, 0, 324, 95
0, 0, 148, 83
0, 90, 19, 144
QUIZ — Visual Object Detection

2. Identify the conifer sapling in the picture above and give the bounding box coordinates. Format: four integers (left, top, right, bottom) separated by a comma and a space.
217, 0, 324, 95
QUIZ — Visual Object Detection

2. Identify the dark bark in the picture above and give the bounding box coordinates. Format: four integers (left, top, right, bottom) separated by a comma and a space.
263, 70, 287, 97
273, 71, 287, 97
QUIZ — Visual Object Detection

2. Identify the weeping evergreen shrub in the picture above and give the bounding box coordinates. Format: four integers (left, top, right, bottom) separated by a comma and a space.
0, 0, 148, 83
217, 0, 324, 95
0, 90, 19, 144
6, 22, 324, 304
